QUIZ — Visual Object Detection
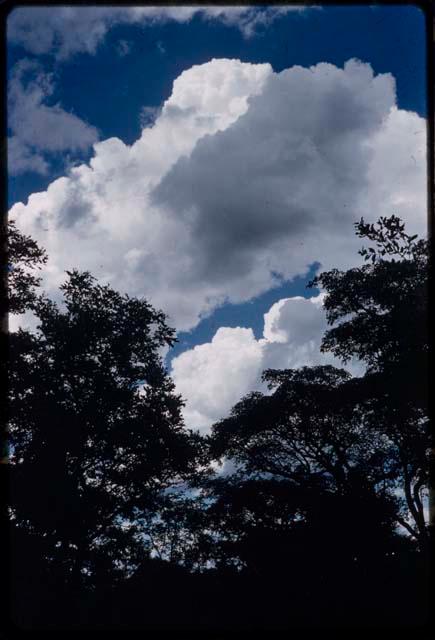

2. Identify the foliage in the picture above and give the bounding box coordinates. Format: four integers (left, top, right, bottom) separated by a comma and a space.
9, 269, 201, 584
309, 215, 429, 547
6, 220, 48, 315
7, 215, 429, 629
201, 475, 400, 576
209, 215, 429, 556
309, 215, 428, 387
210, 366, 394, 495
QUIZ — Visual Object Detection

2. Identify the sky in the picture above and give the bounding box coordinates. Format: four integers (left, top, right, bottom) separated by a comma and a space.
7, 4, 427, 434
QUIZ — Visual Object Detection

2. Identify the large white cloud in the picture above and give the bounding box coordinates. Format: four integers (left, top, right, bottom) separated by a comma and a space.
7, 6, 309, 59
9, 58, 426, 333
171, 294, 364, 433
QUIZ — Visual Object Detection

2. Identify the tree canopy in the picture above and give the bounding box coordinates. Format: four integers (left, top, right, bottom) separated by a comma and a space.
9, 251, 202, 588
310, 215, 429, 547
6, 215, 429, 630
207, 215, 429, 558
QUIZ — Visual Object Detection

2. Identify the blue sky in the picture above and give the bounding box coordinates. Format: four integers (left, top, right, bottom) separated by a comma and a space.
8, 5, 426, 206
8, 5, 427, 431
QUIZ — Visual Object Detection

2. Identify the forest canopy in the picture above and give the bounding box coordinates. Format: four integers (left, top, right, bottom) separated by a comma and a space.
6, 215, 430, 630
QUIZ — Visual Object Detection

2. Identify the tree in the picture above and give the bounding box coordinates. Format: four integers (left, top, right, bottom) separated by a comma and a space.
310, 215, 428, 403
9, 268, 201, 591
210, 366, 395, 499
1, 221, 48, 464
6, 214, 429, 628
136, 489, 214, 572
7, 220, 48, 315
206, 361, 402, 594
207, 216, 429, 572
309, 215, 429, 549
201, 474, 400, 575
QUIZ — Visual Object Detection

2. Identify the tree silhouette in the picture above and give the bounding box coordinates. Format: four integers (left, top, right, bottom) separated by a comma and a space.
201, 216, 429, 628
9, 266, 202, 624
201, 474, 400, 574
309, 215, 429, 549
6, 216, 429, 630
1, 221, 48, 463
7, 220, 48, 315
207, 366, 402, 571
210, 365, 399, 496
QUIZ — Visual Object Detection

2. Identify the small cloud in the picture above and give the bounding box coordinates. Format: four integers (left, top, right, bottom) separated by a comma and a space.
8, 59, 98, 176
8, 135, 49, 176
116, 39, 131, 57
199, 6, 310, 39
7, 6, 315, 60
171, 294, 365, 433
140, 105, 161, 128
156, 40, 166, 55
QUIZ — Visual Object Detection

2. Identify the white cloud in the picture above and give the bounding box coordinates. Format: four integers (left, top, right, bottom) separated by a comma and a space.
7, 6, 311, 59
153, 59, 425, 288
197, 6, 311, 38
8, 136, 49, 176
9, 58, 272, 326
263, 294, 325, 344
116, 39, 132, 57
171, 294, 364, 433
171, 327, 263, 431
8, 59, 98, 175
139, 105, 162, 128
9, 58, 426, 334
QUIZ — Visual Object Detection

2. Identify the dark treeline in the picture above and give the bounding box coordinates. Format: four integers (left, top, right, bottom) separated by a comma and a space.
5, 216, 430, 631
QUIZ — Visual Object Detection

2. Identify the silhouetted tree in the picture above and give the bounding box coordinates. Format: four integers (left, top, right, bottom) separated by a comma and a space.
204, 216, 429, 625
202, 474, 400, 573
134, 489, 214, 571
207, 366, 401, 569
7, 220, 48, 315
7, 215, 429, 630
309, 216, 429, 549
311, 216, 427, 385
210, 366, 394, 495
9, 267, 202, 608
1, 221, 47, 462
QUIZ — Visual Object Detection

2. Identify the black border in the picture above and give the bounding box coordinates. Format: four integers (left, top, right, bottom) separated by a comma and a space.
0, 1, 433, 638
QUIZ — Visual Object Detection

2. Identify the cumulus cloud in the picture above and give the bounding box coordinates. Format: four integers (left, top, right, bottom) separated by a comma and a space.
172, 326, 263, 431
152, 59, 425, 291
9, 58, 272, 325
171, 294, 364, 433
9, 58, 426, 333
8, 59, 98, 175
7, 6, 310, 59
